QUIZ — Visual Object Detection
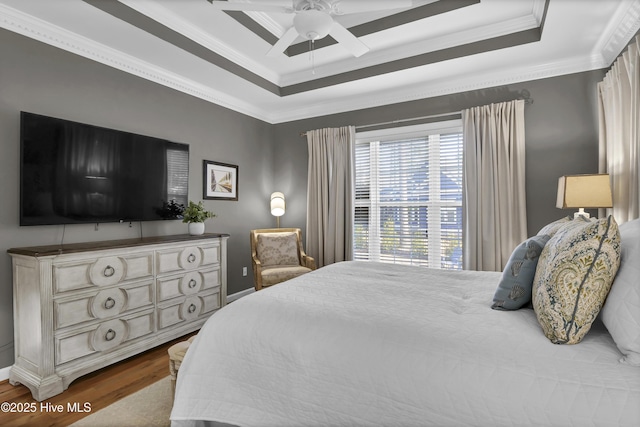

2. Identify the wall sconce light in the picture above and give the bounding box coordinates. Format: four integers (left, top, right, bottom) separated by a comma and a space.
270, 192, 285, 228
556, 174, 613, 218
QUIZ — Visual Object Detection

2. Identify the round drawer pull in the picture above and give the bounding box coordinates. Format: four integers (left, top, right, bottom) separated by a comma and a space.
104, 297, 116, 310
188, 303, 197, 314
187, 253, 197, 263
105, 329, 117, 341
103, 265, 116, 277
188, 279, 197, 289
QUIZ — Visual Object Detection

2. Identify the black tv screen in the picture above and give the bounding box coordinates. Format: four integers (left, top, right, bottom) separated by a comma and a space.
20, 112, 189, 226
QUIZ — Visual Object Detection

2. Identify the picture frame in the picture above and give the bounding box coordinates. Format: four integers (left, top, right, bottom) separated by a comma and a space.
203, 160, 238, 201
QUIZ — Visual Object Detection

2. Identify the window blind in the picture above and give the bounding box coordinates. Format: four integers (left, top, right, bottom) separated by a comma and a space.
354, 124, 463, 269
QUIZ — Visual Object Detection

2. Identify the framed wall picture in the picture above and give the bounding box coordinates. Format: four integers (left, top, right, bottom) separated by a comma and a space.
203, 160, 238, 201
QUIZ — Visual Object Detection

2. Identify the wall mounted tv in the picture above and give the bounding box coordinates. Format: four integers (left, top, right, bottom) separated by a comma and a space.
20, 112, 189, 226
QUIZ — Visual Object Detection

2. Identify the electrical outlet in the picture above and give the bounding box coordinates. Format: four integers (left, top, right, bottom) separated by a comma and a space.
242, 267, 247, 277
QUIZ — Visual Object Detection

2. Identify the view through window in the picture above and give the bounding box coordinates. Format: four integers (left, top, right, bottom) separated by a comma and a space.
354, 121, 463, 269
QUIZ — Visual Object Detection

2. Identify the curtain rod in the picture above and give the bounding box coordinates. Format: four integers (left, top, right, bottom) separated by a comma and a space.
299, 97, 533, 137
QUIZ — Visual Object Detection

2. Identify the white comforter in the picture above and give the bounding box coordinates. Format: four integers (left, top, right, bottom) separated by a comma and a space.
171, 261, 640, 427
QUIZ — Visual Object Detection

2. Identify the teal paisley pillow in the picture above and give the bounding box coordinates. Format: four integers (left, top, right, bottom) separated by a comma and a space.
532, 215, 621, 344
492, 234, 550, 310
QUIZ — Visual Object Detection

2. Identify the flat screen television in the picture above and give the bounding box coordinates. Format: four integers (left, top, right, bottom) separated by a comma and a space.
20, 112, 189, 226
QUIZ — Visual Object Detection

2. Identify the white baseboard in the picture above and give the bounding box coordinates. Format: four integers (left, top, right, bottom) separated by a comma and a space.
227, 287, 254, 303
0, 365, 10, 382
0, 287, 255, 381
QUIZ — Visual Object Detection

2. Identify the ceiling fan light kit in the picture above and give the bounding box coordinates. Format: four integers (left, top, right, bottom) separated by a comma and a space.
294, 9, 333, 40
207, 0, 413, 58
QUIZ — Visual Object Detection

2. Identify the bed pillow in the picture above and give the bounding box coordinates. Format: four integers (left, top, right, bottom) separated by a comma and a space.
601, 218, 640, 365
532, 215, 621, 344
256, 232, 299, 266
492, 234, 550, 310
537, 215, 594, 237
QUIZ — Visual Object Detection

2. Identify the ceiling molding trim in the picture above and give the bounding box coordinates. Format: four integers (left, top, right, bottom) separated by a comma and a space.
265, 54, 610, 123
82, 0, 281, 96
245, 10, 287, 38
280, 13, 540, 86
0, 3, 271, 123
280, 27, 542, 96
119, 0, 281, 85
596, 0, 640, 66
285, 0, 480, 56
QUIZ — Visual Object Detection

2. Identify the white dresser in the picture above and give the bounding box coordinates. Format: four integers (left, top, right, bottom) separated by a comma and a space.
7, 233, 228, 401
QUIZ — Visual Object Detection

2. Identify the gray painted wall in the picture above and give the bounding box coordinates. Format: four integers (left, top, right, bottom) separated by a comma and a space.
273, 70, 606, 241
0, 29, 275, 368
0, 26, 606, 370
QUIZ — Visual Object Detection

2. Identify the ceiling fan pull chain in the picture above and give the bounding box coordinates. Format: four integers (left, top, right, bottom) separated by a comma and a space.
310, 39, 316, 75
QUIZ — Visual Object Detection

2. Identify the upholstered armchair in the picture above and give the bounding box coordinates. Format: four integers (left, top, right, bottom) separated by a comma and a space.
250, 228, 316, 291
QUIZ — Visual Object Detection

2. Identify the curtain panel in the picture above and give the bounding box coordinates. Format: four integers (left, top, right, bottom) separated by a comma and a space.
462, 100, 527, 271
598, 35, 640, 223
306, 126, 355, 267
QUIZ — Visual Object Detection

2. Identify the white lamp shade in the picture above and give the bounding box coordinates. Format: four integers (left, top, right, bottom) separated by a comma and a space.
270, 192, 285, 217
556, 174, 613, 209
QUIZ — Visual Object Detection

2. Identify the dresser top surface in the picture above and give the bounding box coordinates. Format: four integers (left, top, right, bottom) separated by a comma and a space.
8, 233, 230, 257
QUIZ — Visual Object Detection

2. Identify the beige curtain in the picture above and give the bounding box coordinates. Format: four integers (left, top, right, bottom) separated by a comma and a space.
598, 35, 640, 223
306, 126, 355, 267
462, 100, 527, 271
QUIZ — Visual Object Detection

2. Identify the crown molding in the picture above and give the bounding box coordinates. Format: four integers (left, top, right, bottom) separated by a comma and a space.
596, 0, 640, 66
280, 13, 540, 86
0, 3, 272, 123
118, 0, 281, 84
0, 1, 626, 125
265, 54, 608, 123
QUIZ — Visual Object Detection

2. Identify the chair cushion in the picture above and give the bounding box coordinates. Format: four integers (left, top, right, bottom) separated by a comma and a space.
532, 215, 621, 344
256, 232, 300, 267
261, 265, 312, 286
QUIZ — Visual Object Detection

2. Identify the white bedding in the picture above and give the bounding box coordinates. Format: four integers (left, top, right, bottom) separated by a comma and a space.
171, 261, 640, 427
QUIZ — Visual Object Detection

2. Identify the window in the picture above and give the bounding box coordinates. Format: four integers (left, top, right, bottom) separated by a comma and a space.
354, 121, 463, 269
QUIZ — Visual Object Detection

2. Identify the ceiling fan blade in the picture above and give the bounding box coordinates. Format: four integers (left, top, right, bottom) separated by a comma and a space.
206, 0, 292, 13
266, 26, 300, 57
331, 0, 413, 15
329, 22, 369, 57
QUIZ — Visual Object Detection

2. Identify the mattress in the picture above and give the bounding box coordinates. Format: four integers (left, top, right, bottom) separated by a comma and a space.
171, 261, 640, 427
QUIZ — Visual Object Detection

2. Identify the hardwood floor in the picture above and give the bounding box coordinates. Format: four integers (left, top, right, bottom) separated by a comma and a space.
0, 333, 195, 427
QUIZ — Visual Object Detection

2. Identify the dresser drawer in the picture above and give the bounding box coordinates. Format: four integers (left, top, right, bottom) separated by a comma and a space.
156, 267, 221, 303
156, 243, 220, 275
54, 280, 154, 330
156, 289, 221, 330
53, 252, 153, 294
55, 310, 155, 365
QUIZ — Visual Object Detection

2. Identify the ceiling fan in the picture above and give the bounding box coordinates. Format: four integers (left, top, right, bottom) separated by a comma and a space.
206, 0, 413, 57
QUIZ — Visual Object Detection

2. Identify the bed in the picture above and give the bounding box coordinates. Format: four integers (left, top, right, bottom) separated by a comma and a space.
171, 218, 640, 427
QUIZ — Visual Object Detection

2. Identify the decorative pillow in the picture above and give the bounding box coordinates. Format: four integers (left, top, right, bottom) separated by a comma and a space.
601, 218, 640, 365
532, 215, 621, 344
536, 215, 589, 237
256, 232, 299, 267
492, 234, 550, 310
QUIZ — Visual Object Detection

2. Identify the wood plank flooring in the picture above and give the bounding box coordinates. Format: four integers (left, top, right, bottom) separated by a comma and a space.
0, 334, 195, 427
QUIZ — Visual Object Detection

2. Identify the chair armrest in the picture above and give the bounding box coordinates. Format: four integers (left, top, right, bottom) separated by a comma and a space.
302, 255, 316, 270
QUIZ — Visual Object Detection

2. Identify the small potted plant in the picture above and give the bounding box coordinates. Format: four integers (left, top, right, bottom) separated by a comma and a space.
182, 201, 216, 235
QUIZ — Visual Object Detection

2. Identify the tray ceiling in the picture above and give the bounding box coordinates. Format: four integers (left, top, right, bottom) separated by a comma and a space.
1, 0, 639, 123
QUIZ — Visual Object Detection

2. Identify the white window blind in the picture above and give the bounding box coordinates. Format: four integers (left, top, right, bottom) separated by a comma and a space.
354, 121, 463, 269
